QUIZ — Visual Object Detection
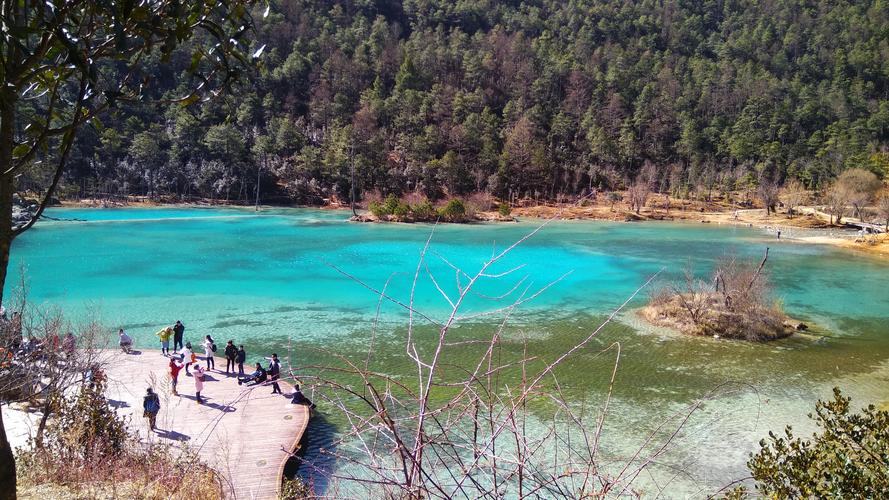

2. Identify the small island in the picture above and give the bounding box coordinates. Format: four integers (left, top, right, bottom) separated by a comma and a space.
640, 249, 804, 341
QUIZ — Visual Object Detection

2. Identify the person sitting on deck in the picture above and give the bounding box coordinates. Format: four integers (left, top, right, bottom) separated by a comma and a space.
118, 329, 133, 353
237, 363, 267, 386
290, 384, 316, 409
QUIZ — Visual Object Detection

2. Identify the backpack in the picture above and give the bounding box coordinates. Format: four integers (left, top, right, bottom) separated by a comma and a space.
145, 395, 160, 413
211, 343, 217, 353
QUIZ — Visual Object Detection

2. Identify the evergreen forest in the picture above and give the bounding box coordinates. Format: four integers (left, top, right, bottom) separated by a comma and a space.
37, 0, 889, 205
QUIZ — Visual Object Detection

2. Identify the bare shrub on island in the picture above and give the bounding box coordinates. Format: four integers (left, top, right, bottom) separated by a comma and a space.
839, 168, 881, 220
642, 249, 792, 341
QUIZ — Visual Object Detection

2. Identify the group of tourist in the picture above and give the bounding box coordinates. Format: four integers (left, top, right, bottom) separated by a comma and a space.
136, 320, 311, 431
2, 307, 78, 357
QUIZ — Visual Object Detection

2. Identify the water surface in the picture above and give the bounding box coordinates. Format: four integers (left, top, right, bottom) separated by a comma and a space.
10, 207, 889, 496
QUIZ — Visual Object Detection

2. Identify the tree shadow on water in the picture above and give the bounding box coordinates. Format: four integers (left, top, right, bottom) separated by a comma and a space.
286, 412, 338, 495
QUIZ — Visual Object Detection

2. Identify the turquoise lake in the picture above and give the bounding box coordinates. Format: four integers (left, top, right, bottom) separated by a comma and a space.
9, 207, 889, 496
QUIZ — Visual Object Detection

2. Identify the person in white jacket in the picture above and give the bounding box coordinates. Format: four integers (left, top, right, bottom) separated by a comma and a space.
202, 335, 216, 370
181, 342, 195, 375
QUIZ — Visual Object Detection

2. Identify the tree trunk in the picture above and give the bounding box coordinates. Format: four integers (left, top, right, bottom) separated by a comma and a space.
0, 89, 18, 500
34, 397, 53, 447
254, 159, 261, 212
349, 143, 357, 217
0, 408, 15, 500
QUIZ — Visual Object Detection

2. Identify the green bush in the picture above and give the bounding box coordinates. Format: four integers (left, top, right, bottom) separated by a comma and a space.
369, 194, 401, 218
727, 388, 889, 498
411, 199, 436, 220
438, 198, 467, 221
498, 202, 511, 217
41, 381, 128, 460
382, 194, 399, 214
280, 477, 314, 499
368, 200, 385, 217
392, 201, 410, 218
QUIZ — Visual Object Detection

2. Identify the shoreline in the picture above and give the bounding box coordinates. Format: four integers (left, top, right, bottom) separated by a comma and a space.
54, 197, 888, 259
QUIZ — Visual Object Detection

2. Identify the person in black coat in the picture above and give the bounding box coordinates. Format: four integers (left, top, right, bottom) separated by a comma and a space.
172, 320, 185, 351
267, 353, 281, 394
290, 384, 316, 409
224, 340, 238, 374
235, 345, 246, 376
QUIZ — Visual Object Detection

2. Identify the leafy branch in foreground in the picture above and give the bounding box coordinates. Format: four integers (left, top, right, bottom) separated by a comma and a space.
727, 388, 889, 498
0, 1, 264, 493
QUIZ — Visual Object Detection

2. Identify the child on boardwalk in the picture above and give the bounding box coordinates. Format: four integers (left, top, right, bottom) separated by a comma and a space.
169, 356, 183, 396
193, 365, 205, 404
143, 387, 160, 430
155, 326, 173, 355
290, 384, 315, 409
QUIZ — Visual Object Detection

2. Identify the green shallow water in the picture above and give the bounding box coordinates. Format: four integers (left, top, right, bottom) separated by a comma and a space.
9, 207, 889, 496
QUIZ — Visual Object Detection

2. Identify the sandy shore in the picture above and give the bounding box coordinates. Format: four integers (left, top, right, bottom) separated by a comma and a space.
498, 197, 888, 259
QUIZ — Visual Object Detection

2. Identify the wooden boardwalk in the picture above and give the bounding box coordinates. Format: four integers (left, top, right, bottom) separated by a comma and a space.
103, 349, 310, 499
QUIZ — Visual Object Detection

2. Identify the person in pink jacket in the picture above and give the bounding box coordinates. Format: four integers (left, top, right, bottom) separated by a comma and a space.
193, 364, 205, 404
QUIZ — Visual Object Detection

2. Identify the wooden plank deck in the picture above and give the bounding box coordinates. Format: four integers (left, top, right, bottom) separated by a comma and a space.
102, 349, 310, 500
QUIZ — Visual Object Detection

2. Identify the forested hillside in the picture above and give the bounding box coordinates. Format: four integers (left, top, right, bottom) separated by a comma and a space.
39, 0, 889, 205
